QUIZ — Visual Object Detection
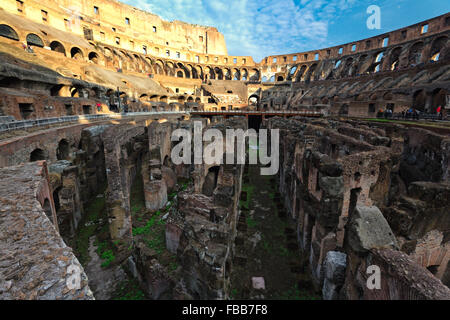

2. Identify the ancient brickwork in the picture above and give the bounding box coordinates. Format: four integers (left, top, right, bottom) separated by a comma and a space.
0, 161, 93, 299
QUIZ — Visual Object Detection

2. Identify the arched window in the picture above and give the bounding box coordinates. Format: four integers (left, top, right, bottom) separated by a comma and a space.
0, 25, 19, 41
57, 139, 70, 160
26, 34, 44, 47
50, 41, 66, 55
30, 148, 46, 162
88, 52, 99, 63
71, 47, 84, 60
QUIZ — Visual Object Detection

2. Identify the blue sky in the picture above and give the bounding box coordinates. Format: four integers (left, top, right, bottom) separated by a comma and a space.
123, 0, 450, 63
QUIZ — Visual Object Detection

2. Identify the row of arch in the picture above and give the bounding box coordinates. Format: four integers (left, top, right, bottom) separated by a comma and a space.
282, 35, 448, 83
0, 23, 261, 81
1, 22, 447, 85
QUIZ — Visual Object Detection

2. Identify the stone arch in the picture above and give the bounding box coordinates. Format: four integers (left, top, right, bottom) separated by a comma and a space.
155, 60, 165, 75
248, 94, 259, 107
30, 148, 47, 162
412, 89, 427, 111
165, 61, 176, 76
176, 70, 184, 78
389, 47, 402, 71
341, 58, 354, 78
0, 24, 19, 41
26, 33, 44, 47
50, 41, 66, 55
205, 66, 215, 80
177, 63, 190, 78
295, 65, 308, 82
241, 69, 248, 81
57, 139, 70, 160
214, 67, 223, 80
70, 87, 79, 98
287, 65, 298, 80
249, 68, 260, 81
354, 54, 368, 75
70, 47, 84, 60
232, 68, 240, 81
88, 51, 100, 64
432, 88, 448, 112
188, 64, 198, 79
409, 42, 424, 66
304, 64, 317, 82
223, 68, 232, 80
429, 36, 448, 61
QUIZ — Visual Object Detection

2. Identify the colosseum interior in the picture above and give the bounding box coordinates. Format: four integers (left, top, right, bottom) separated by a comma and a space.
0, 0, 449, 301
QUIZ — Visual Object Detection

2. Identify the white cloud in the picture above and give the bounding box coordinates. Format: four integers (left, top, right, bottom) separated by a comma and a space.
123, 0, 358, 62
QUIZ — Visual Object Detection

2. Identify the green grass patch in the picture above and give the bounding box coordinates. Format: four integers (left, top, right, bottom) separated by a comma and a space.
246, 216, 257, 228
71, 194, 106, 266
113, 278, 146, 300
277, 283, 320, 300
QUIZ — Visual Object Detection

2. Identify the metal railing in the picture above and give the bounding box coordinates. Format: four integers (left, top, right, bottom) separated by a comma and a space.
0, 112, 186, 133
0, 110, 324, 134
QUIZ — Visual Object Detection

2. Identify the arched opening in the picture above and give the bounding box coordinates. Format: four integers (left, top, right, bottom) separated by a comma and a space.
71, 47, 84, 60
223, 68, 232, 80
305, 64, 317, 82
30, 148, 46, 162
248, 95, 259, 108
88, 52, 99, 64
413, 90, 427, 111
277, 76, 284, 82
389, 47, 402, 71
83, 105, 92, 114
295, 65, 307, 82
70, 87, 79, 98
249, 69, 260, 81
0, 24, 19, 41
409, 42, 424, 66
176, 70, 184, 78
19, 103, 34, 119
26, 33, 44, 48
202, 166, 220, 196
241, 69, 248, 81
57, 139, 70, 160
214, 67, 223, 80
232, 69, 240, 81
430, 36, 448, 62
50, 41, 66, 56
432, 88, 448, 113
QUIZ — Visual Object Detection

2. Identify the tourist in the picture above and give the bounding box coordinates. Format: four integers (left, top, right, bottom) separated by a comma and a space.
437, 105, 443, 120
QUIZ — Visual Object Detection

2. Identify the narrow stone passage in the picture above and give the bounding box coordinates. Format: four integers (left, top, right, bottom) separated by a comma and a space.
230, 165, 321, 300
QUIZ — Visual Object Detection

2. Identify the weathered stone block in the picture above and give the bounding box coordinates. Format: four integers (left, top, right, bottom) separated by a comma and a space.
347, 205, 398, 254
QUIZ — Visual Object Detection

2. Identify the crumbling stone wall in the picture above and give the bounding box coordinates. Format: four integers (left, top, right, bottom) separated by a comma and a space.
268, 116, 450, 299
166, 118, 246, 299
0, 162, 93, 299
